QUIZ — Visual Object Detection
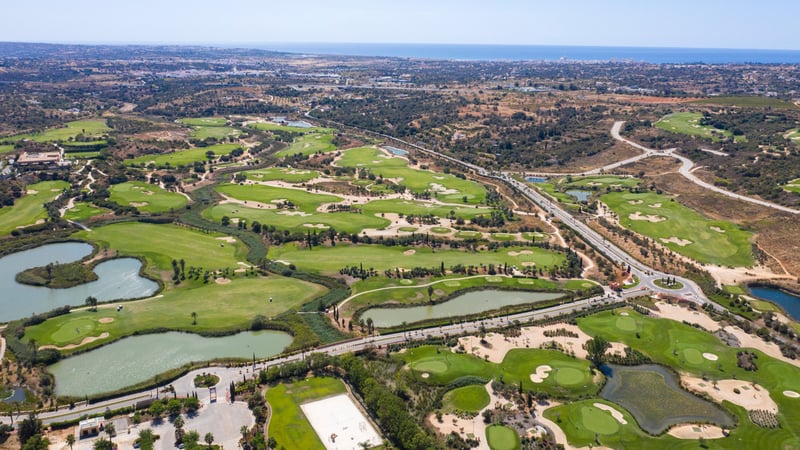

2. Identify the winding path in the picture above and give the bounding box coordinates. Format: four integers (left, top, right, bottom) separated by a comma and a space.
610, 121, 799, 215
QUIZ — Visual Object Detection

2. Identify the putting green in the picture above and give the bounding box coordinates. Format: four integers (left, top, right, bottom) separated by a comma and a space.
615, 316, 636, 331
581, 405, 621, 435
49, 317, 101, 343
683, 348, 704, 365
443, 385, 490, 413
555, 367, 586, 386
412, 359, 449, 374
486, 425, 520, 450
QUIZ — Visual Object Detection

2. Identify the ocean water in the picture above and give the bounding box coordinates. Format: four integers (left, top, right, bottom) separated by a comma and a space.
252, 43, 800, 64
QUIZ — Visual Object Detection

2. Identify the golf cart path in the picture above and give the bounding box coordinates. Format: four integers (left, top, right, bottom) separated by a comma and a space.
610, 121, 799, 215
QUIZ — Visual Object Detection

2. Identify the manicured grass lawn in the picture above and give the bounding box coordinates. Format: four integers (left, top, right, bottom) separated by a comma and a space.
266, 377, 347, 450
486, 425, 520, 450
694, 96, 798, 109
655, 112, 744, 142
430, 227, 451, 234
125, 143, 243, 168
748, 298, 780, 312
242, 167, 319, 183
565, 175, 640, 189
456, 231, 482, 238
443, 385, 490, 413
0, 180, 69, 235
361, 199, 491, 219
268, 243, 566, 277
574, 309, 800, 448
25, 274, 324, 351
190, 126, 241, 140
249, 123, 336, 133
2, 119, 110, 143
108, 181, 187, 213
341, 275, 584, 317
275, 133, 336, 157
204, 203, 389, 235
65, 151, 101, 159
653, 279, 684, 290
0, 145, 16, 154
491, 233, 516, 241
74, 222, 248, 274
216, 184, 341, 212
785, 128, 800, 143
336, 146, 486, 204
399, 346, 597, 398
722, 285, 746, 295
399, 226, 418, 232
602, 191, 753, 267
783, 178, 800, 194
63, 202, 110, 222
178, 117, 228, 127
544, 399, 672, 448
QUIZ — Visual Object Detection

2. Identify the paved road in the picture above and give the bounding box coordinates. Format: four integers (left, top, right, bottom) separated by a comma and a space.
610, 121, 799, 215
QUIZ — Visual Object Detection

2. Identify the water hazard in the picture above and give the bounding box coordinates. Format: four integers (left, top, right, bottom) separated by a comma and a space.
361, 289, 562, 327
0, 242, 158, 322
50, 331, 292, 397
749, 286, 800, 321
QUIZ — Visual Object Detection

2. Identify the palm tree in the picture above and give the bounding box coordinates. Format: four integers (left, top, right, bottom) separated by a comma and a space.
104, 422, 115, 442
191, 311, 197, 325
65, 433, 75, 450
138, 428, 155, 450
204, 432, 214, 448
240, 425, 248, 442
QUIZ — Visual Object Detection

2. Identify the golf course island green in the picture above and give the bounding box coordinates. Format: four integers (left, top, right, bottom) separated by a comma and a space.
442, 384, 490, 414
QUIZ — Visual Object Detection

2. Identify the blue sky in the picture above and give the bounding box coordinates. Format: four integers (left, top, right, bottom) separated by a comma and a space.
2, 0, 799, 50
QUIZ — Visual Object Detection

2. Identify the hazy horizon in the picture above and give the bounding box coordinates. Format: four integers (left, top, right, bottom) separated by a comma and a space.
2, 0, 799, 51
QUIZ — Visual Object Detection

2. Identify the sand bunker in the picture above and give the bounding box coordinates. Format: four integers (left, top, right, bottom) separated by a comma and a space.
703, 352, 719, 361
277, 210, 311, 216
629, 211, 666, 222
216, 236, 237, 243
649, 203, 662, 208
594, 403, 627, 425
39, 332, 110, 351
661, 236, 693, 246
683, 377, 778, 412
421, 373, 430, 379
508, 250, 533, 256
530, 365, 552, 383
403, 249, 416, 256
521, 261, 536, 267
215, 277, 231, 285
710, 226, 726, 233
303, 223, 329, 229
98, 318, 115, 324
26, 190, 38, 195
668, 424, 726, 440
784, 390, 800, 398
428, 183, 459, 195
130, 202, 149, 207
619, 311, 629, 316
458, 324, 592, 362
628, 200, 643, 205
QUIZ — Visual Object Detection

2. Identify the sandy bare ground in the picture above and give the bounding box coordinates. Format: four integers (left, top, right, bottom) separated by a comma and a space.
428, 413, 488, 450
722, 324, 800, 369
660, 236, 693, 246
652, 301, 721, 331
784, 390, 800, 398
593, 403, 627, 424
703, 352, 719, 361
39, 332, 109, 351
216, 236, 237, 243
629, 211, 666, 222
667, 424, 726, 440
705, 263, 793, 287
457, 324, 592, 362
98, 317, 115, 324
682, 376, 778, 412
215, 277, 231, 285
